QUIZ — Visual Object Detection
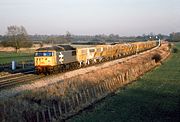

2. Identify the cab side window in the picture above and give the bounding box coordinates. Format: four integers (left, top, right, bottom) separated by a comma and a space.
89, 49, 95, 52
72, 51, 76, 56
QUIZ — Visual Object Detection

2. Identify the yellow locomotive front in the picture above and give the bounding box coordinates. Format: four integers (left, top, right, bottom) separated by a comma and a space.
34, 49, 57, 74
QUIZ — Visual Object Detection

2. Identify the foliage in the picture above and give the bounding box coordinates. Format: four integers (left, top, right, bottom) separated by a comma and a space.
151, 53, 162, 63
169, 32, 180, 42
172, 47, 178, 53
1, 26, 32, 52
45, 36, 71, 44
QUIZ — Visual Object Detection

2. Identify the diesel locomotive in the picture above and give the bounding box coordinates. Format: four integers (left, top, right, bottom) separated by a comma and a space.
34, 41, 158, 74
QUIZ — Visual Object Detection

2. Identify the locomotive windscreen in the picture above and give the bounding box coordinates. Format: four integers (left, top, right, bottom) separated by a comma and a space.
35, 52, 53, 56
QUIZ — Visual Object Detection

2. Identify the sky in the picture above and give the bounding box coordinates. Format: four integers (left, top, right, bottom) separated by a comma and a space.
0, 0, 180, 36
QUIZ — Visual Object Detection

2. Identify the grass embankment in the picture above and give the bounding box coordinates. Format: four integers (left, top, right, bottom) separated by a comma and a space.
70, 43, 180, 122
0, 52, 33, 64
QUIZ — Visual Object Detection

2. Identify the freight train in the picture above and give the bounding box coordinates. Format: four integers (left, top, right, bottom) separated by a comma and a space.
34, 41, 158, 74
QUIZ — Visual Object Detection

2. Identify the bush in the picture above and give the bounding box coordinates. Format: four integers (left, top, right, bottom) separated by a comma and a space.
172, 47, 178, 53
152, 54, 162, 63
168, 43, 172, 49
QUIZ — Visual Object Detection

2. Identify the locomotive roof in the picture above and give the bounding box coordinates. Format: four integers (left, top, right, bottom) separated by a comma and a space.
36, 45, 76, 51
58, 45, 76, 50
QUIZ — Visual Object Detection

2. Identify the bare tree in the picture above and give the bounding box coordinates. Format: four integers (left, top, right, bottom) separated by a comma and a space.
2, 25, 32, 52
65, 31, 72, 43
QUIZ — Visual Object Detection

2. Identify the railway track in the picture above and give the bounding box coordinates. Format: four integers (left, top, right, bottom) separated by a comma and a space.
0, 71, 45, 89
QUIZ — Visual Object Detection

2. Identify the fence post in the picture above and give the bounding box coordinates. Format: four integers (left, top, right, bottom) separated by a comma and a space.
75, 93, 80, 106
52, 103, 57, 118
36, 112, 39, 122
78, 92, 83, 105
96, 85, 100, 97
67, 97, 73, 112
47, 107, 52, 122
86, 89, 90, 102
105, 81, 110, 93
42, 111, 46, 122
63, 99, 67, 114
107, 82, 111, 92
93, 87, 97, 98
99, 85, 102, 96
58, 102, 62, 116
0, 104, 5, 122
102, 82, 106, 93
83, 90, 87, 104
71, 95, 75, 111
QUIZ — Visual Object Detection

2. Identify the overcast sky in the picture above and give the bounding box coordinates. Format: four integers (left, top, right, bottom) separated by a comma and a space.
0, 0, 180, 36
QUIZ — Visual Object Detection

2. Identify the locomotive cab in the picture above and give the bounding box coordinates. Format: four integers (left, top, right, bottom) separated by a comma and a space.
34, 51, 56, 67
34, 48, 57, 74
34, 45, 77, 74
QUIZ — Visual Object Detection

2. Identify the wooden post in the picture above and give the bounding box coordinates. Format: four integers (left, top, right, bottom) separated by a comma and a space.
112, 81, 115, 91
36, 112, 39, 122
58, 102, 62, 116
53, 103, 57, 118
78, 92, 83, 105
83, 90, 87, 104
118, 75, 121, 85
122, 73, 125, 84
96, 85, 100, 97
105, 82, 109, 93
0, 103, 5, 122
86, 89, 90, 102
89, 88, 92, 99
100, 84, 104, 95
102, 82, 106, 93
75, 93, 80, 106
88, 87, 93, 98
92, 87, 96, 98
126, 71, 129, 83
107, 82, 111, 92
71, 95, 75, 111
63, 99, 67, 114
67, 97, 73, 112
109, 82, 113, 92
98, 85, 102, 96
48, 107, 52, 122
42, 111, 46, 122
103, 82, 108, 95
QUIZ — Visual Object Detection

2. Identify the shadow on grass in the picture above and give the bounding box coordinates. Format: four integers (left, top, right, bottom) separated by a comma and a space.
70, 87, 180, 122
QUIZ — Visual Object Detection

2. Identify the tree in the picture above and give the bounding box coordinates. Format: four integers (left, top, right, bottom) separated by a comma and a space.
170, 32, 180, 42
65, 31, 72, 43
1, 25, 32, 52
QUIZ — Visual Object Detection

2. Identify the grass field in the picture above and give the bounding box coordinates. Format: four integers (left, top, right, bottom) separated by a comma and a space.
0, 51, 33, 64
70, 43, 180, 122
